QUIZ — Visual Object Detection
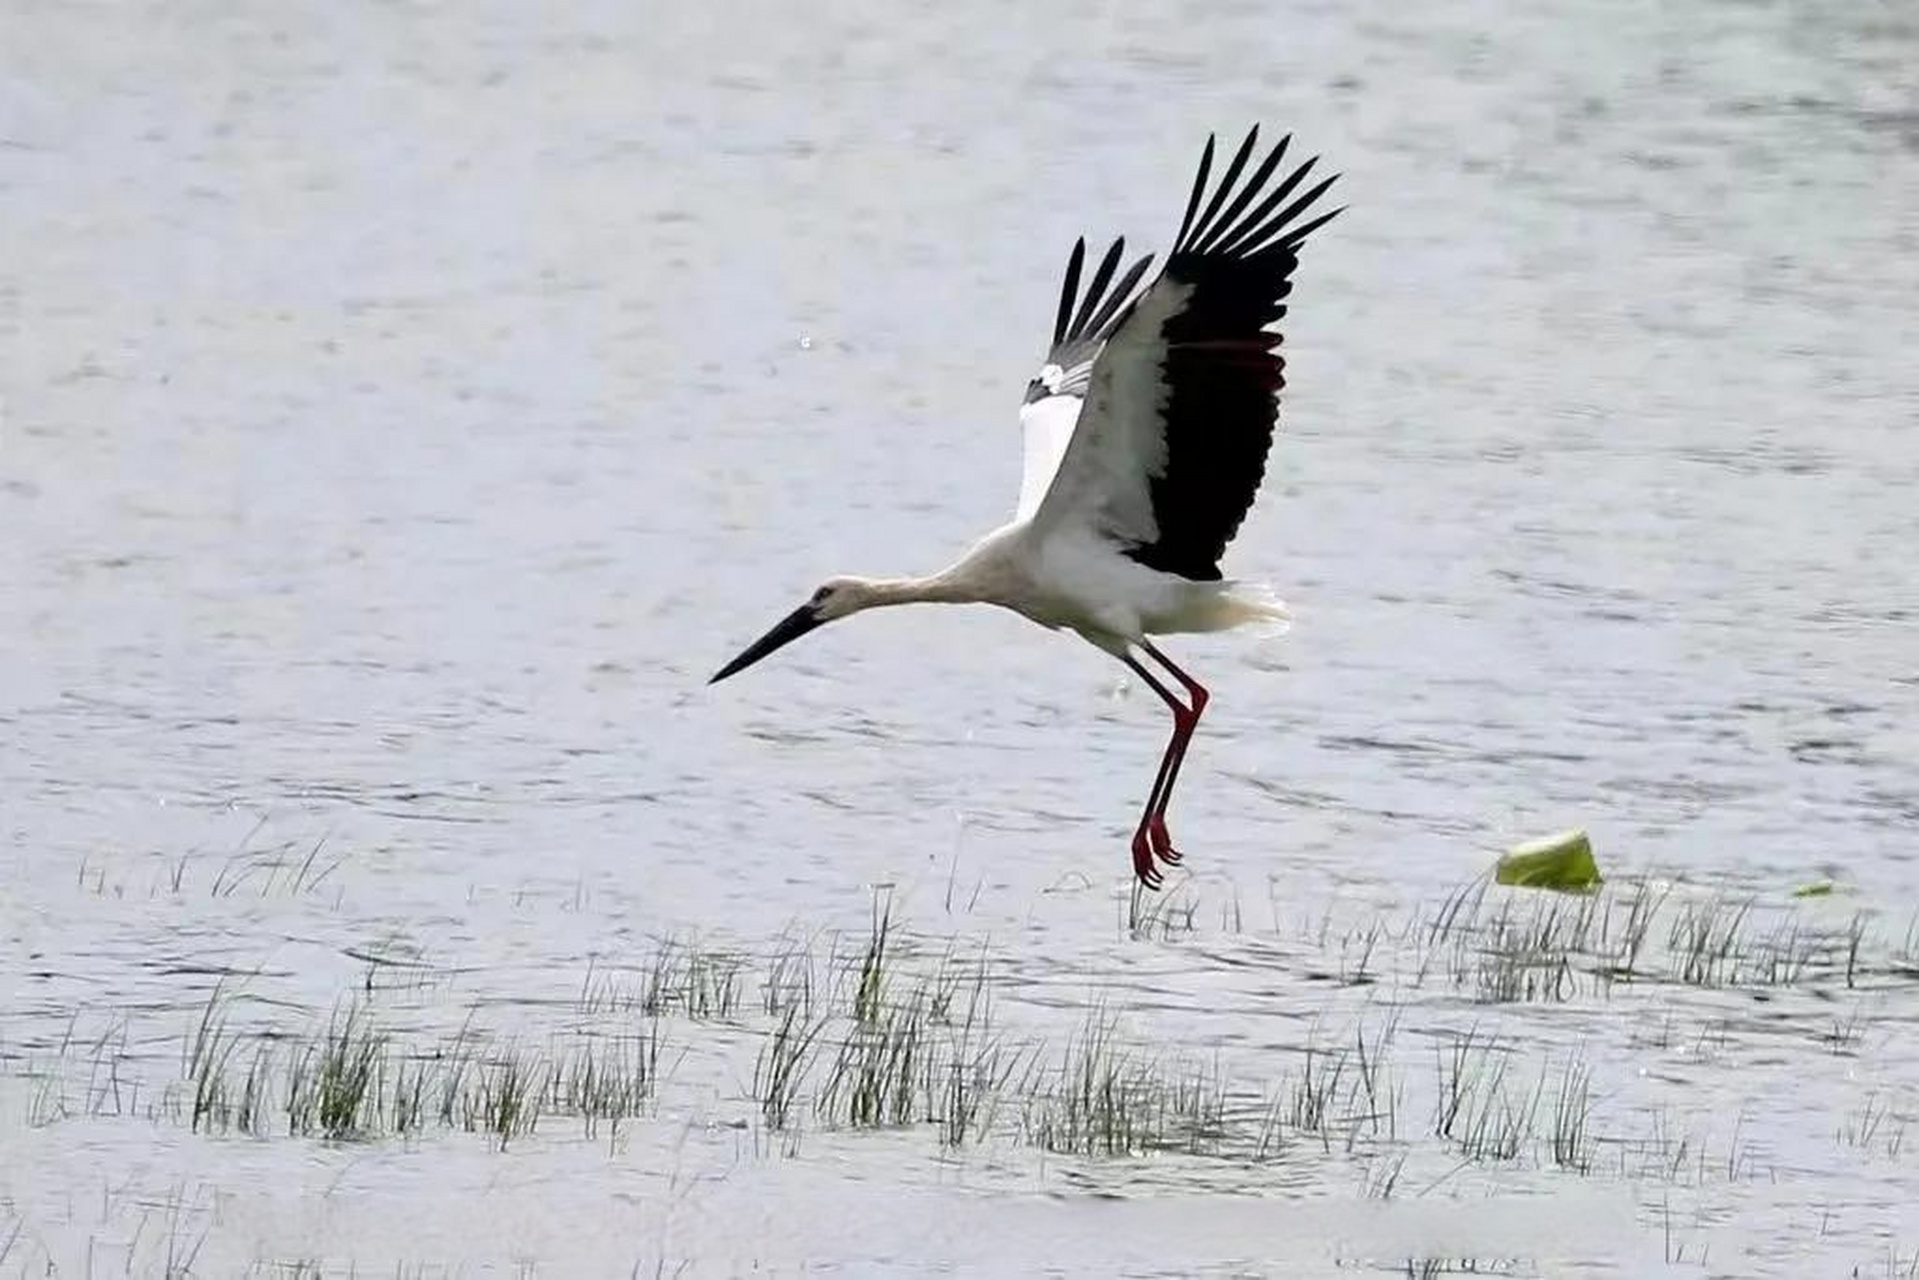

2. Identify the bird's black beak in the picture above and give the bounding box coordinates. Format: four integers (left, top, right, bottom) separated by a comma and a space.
709, 604, 825, 684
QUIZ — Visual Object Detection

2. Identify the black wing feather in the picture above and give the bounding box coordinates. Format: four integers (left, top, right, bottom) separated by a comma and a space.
1051, 239, 1086, 348
1122, 127, 1341, 582
1181, 126, 1262, 253
1170, 134, 1217, 251
1068, 238, 1127, 340
1082, 252, 1156, 339
1042, 239, 1155, 358
1193, 134, 1291, 254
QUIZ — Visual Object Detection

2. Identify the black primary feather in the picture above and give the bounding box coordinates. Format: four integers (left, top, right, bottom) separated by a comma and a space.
1120, 129, 1343, 582
1045, 238, 1155, 353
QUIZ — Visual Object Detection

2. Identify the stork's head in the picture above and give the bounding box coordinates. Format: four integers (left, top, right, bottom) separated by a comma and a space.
708, 577, 874, 684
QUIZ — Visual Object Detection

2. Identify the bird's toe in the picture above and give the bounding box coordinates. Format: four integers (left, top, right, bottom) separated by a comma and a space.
1130, 831, 1162, 889
1147, 815, 1184, 866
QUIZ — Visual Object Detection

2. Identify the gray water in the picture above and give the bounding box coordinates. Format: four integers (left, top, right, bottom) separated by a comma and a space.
4, 0, 1918, 1275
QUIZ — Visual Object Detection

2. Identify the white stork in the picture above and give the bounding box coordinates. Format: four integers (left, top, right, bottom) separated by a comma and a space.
711, 125, 1341, 889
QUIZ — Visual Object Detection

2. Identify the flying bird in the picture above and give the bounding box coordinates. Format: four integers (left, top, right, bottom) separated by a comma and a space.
711, 125, 1341, 889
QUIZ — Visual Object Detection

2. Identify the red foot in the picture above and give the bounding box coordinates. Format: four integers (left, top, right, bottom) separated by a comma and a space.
1147, 814, 1183, 867
1130, 829, 1164, 891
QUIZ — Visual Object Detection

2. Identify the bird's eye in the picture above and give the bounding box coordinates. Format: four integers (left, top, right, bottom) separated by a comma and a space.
811, 586, 833, 605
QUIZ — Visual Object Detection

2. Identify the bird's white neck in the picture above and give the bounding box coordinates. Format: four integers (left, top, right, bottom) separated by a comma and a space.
841, 569, 982, 611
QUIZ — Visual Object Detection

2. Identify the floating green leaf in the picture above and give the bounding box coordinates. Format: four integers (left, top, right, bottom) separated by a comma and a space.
1496, 829, 1602, 892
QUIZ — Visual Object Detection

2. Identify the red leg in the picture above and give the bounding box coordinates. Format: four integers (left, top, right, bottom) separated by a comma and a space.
1140, 641, 1210, 855
1120, 651, 1200, 888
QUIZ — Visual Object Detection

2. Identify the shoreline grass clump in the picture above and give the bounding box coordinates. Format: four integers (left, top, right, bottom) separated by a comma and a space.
1432, 1027, 1539, 1162
173, 991, 666, 1147
553, 1027, 662, 1140
1023, 1005, 1225, 1158
853, 890, 895, 1026
1267, 1011, 1400, 1155
285, 1002, 386, 1140
465, 1046, 545, 1145
1409, 876, 1880, 1003
762, 934, 818, 1020
579, 941, 746, 1023
928, 961, 1020, 1148
755, 1006, 828, 1132
88, 881, 1912, 1223
643, 942, 744, 1021
821, 988, 927, 1128
1027, 1005, 1153, 1156
816, 941, 1023, 1143
1548, 1051, 1595, 1173
184, 986, 266, 1134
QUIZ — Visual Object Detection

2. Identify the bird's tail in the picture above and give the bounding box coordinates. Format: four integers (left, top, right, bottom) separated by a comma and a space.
1215, 581, 1292, 637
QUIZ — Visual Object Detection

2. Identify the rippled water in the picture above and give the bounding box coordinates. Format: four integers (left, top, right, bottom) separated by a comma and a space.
4, 0, 1918, 1275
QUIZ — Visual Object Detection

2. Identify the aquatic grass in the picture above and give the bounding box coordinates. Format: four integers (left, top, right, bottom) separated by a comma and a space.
762, 934, 818, 1020
1336, 922, 1383, 987
76, 823, 350, 904
172, 995, 664, 1144
684, 948, 745, 1021
930, 1027, 1022, 1148
1424, 877, 1492, 950
1667, 894, 1754, 987
1348, 1009, 1402, 1143
921, 946, 978, 1026
1262, 1012, 1403, 1157
1220, 885, 1245, 934
1432, 1026, 1538, 1162
1155, 1054, 1229, 1155
754, 1006, 828, 1132
818, 957, 1013, 1135
853, 890, 895, 1025
1548, 1052, 1595, 1173
285, 1002, 386, 1140
1362, 1150, 1407, 1199
1823, 1002, 1871, 1054
24, 1058, 68, 1129
1254, 1089, 1289, 1161
435, 1025, 479, 1129
821, 988, 928, 1128
1027, 1004, 1151, 1156
1416, 878, 1669, 998
1837, 1091, 1909, 1159
384, 1050, 431, 1136
208, 836, 350, 901
1431, 1027, 1482, 1143
1885, 1246, 1919, 1280
68, 887, 1919, 1217
552, 1026, 662, 1140
1283, 1040, 1349, 1147
77, 1017, 139, 1121
634, 940, 745, 1021
1023, 1004, 1224, 1157
1410, 878, 1888, 999
919, 952, 1017, 1147
1127, 881, 1199, 940
464, 1045, 546, 1146
184, 985, 244, 1133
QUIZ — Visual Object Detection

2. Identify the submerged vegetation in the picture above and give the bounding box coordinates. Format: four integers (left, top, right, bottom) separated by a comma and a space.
178, 986, 664, 1146
11, 872, 1919, 1274
30, 876, 1901, 1167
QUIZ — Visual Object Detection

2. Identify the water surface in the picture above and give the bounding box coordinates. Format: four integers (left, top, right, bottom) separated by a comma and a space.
4, 0, 1917, 1274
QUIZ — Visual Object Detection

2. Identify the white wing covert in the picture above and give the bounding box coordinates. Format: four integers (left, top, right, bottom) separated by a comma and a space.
1013, 238, 1155, 522
1028, 127, 1341, 581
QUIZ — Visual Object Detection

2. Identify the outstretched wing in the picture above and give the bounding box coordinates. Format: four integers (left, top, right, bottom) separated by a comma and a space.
1029, 126, 1341, 580
1013, 237, 1155, 521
